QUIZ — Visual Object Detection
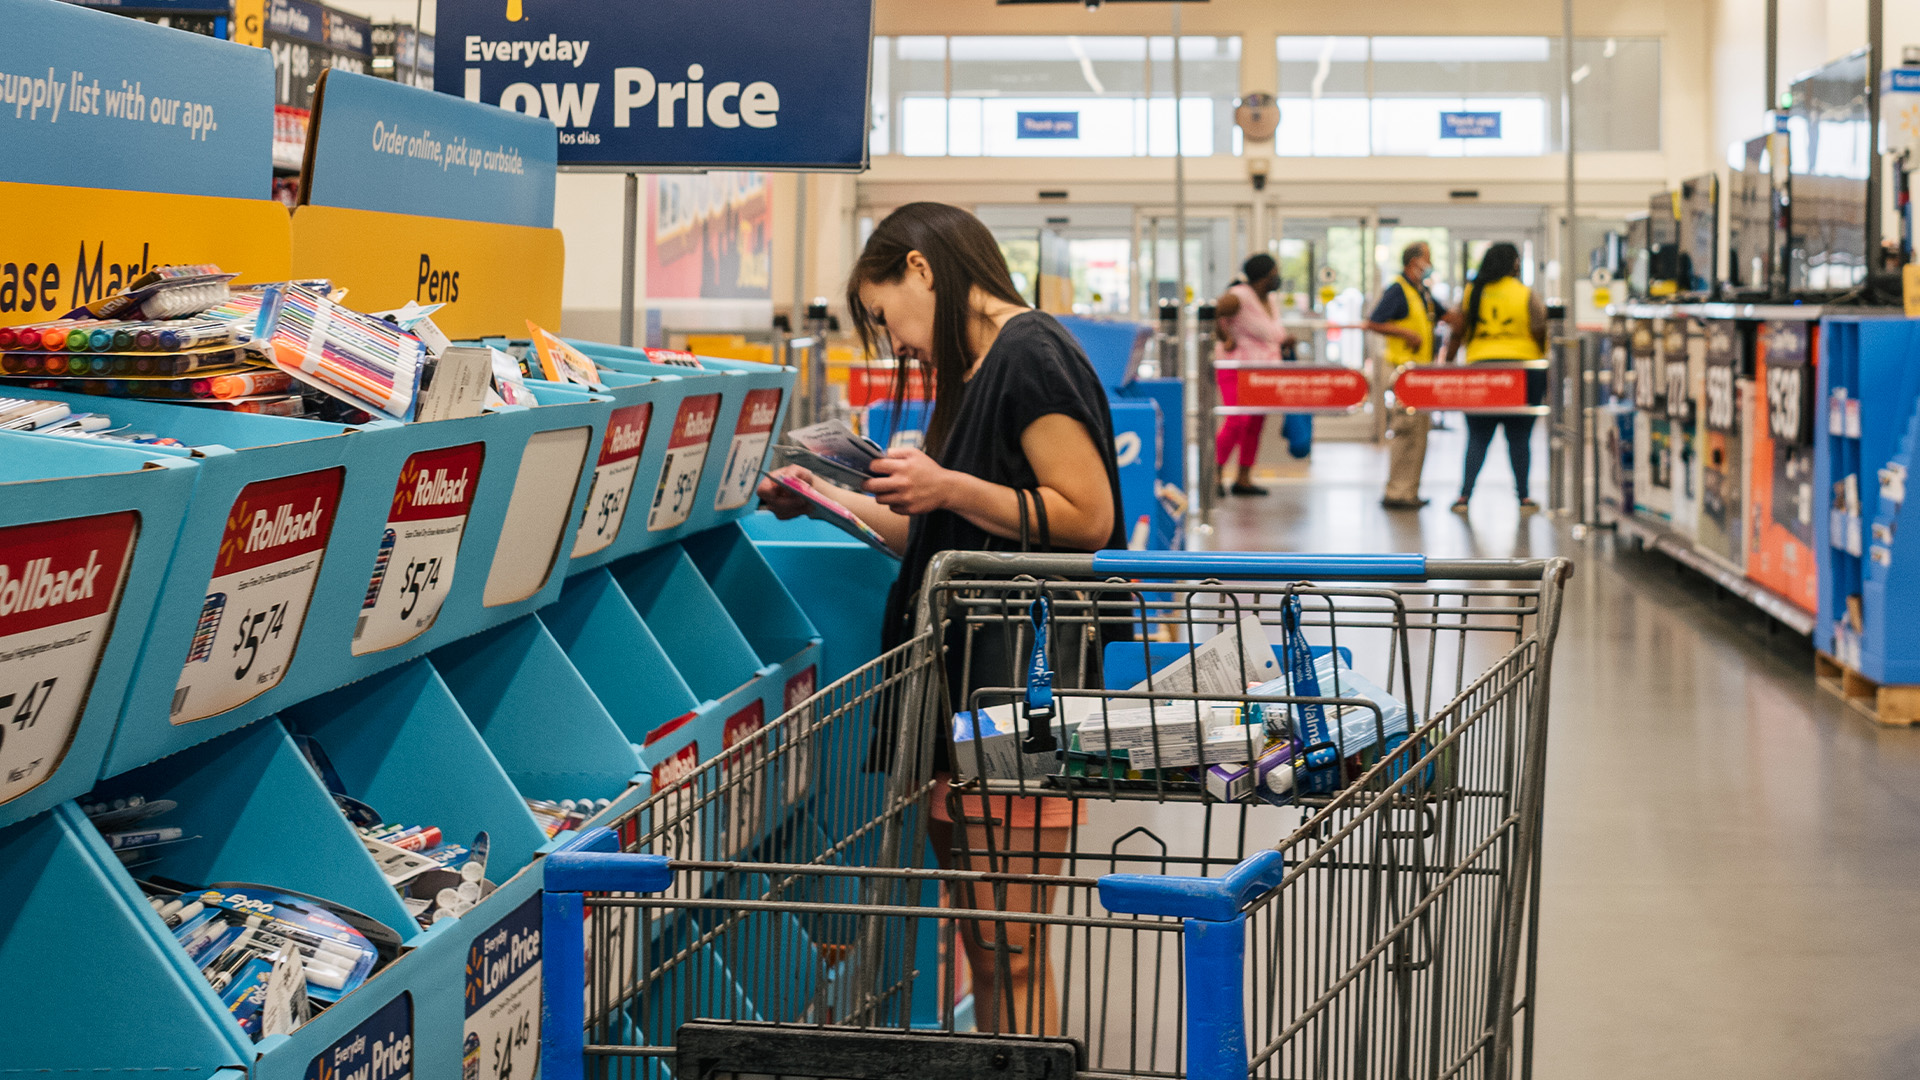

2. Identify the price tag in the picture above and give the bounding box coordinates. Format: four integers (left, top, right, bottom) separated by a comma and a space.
649, 736, 703, 864
647, 394, 721, 532
720, 700, 765, 857
306, 991, 411, 1080
463, 894, 541, 1080
1704, 364, 1736, 433
782, 666, 816, 808
0, 512, 138, 805
353, 444, 483, 656
714, 389, 784, 511
173, 469, 343, 725
571, 403, 653, 558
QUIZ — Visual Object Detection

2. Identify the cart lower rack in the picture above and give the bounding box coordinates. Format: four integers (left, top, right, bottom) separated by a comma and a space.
541, 552, 1573, 1080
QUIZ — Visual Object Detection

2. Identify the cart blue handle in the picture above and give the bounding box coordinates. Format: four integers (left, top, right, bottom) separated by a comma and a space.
1091, 551, 1426, 579
541, 828, 674, 1080
1097, 850, 1285, 1080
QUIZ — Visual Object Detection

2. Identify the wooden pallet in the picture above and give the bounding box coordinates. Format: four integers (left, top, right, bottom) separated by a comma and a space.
1815, 652, 1920, 727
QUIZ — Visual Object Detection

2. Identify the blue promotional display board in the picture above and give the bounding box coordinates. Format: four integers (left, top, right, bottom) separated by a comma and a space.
1440, 111, 1502, 139
0, 0, 273, 197
433, 0, 874, 170
1018, 111, 1079, 139
306, 69, 557, 228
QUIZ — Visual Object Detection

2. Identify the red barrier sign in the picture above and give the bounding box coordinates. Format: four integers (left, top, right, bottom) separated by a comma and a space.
1229, 366, 1370, 412
1392, 366, 1530, 411
846, 365, 927, 407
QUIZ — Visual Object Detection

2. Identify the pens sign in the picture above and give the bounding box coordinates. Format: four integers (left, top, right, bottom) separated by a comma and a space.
434, 0, 873, 169
0, 511, 138, 807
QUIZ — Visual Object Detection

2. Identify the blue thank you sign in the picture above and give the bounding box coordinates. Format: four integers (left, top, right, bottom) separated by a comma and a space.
1440, 111, 1501, 139
0, 0, 272, 198
434, 0, 873, 171
1017, 111, 1078, 139
307, 69, 557, 228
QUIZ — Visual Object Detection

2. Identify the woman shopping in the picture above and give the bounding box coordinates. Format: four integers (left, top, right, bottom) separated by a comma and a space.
756, 202, 1125, 1035
1441, 242, 1548, 512
1212, 254, 1297, 495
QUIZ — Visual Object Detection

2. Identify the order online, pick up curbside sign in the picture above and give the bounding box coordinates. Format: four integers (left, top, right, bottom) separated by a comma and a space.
434, 0, 874, 171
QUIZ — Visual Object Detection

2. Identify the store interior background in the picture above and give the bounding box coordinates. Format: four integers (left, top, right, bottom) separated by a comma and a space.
347, 0, 1917, 371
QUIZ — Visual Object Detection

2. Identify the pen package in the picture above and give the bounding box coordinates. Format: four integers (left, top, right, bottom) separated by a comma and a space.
66, 264, 238, 321
255, 284, 423, 422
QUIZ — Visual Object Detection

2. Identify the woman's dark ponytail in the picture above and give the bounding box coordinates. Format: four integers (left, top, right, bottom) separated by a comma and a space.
1464, 242, 1522, 340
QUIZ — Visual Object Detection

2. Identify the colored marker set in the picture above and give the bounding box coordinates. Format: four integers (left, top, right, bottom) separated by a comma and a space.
0, 345, 253, 376
526, 796, 613, 838
0, 316, 247, 353
256, 283, 424, 422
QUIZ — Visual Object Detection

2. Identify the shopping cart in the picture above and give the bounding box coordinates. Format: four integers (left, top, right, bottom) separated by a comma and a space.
540, 551, 1573, 1080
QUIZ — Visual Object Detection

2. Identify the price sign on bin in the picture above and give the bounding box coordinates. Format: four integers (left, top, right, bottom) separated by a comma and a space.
1392, 365, 1542, 413
1219, 366, 1370, 414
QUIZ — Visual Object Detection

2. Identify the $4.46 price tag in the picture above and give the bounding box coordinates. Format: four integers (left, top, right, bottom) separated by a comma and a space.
0, 512, 138, 805
714, 389, 783, 511
464, 894, 542, 1080
571, 402, 653, 558
353, 444, 484, 656
173, 469, 343, 725
648, 394, 721, 532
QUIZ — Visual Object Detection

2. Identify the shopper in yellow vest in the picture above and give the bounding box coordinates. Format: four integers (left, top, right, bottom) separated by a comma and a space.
1363, 242, 1458, 509
1441, 242, 1548, 512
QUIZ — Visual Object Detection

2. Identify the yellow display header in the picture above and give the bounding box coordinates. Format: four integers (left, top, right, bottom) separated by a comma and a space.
291, 205, 564, 340
0, 181, 292, 328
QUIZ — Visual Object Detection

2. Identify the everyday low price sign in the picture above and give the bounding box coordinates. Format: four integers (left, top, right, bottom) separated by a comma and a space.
434, 0, 873, 169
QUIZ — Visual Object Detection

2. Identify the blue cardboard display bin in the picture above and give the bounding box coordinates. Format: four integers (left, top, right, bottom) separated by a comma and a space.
9, 386, 613, 778
0, 434, 197, 831
1815, 316, 1920, 683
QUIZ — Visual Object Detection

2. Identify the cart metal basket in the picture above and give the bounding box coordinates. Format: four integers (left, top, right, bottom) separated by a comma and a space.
540, 551, 1573, 1080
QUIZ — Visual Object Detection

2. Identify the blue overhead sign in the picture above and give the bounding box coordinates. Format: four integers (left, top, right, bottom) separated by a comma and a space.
0, 0, 273, 198
1017, 111, 1078, 139
306, 69, 556, 227
1440, 111, 1502, 139
433, 0, 874, 171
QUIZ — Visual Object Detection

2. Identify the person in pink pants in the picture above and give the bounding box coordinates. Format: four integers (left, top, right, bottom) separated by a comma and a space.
1213, 254, 1291, 495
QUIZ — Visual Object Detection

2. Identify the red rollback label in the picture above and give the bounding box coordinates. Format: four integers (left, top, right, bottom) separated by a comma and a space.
1233, 367, 1370, 411
0, 511, 137, 639
597, 402, 654, 466
1392, 366, 1529, 411
214, 469, 345, 577
667, 394, 721, 450
736, 389, 782, 436
784, 666, 817, 713
389, 443, 483, 523
723, 699, 765, 761
651, 740, 700, 792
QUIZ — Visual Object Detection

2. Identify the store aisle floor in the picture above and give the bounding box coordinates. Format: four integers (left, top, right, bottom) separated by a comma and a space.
1217, 427, 1920, 1079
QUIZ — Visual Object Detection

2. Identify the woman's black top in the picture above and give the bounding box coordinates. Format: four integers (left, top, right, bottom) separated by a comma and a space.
879, 310, 1128, 649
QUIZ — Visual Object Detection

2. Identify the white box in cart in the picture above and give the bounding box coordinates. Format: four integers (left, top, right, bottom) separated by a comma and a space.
1077, 702, 1262, 769
1127, 613, 1281, 697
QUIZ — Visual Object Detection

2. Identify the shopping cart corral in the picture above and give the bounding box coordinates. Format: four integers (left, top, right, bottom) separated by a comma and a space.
541, 551, 1574, 1080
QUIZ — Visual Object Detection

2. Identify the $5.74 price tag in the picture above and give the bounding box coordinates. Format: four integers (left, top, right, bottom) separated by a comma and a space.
173, 469, 343, 725
571, 402, 653, 558
714, 389, 783, 511
464, 893, 542, 1080
0, 512, 138, 806
648, 394, 721, 532
353, 444, 484, 656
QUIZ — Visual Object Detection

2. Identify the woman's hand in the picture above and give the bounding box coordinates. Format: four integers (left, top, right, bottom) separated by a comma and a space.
864, 448, 956, 515
755, 464, 817, 520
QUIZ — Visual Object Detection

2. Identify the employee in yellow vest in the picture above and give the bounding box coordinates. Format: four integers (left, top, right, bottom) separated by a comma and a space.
1440, 242, 1548, 512
1363, 241, 1459, 509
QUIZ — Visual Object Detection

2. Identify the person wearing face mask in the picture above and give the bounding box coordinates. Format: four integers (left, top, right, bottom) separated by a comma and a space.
1364, 241, 1459, 509
755, 202, 1123, 1037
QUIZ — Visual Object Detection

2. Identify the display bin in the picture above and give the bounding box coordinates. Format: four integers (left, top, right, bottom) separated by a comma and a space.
528, 367, 685, 572
0, 433, 197, 831
429, 613, 649, 833
0, 783, 548, 1079
738, 513, 897, 684
22, 387, 610, 778
1816, 316, 1920, 681
568, 341, 796, 545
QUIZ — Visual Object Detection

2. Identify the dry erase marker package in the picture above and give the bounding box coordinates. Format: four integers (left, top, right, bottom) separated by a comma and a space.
184, 884, 379, 1005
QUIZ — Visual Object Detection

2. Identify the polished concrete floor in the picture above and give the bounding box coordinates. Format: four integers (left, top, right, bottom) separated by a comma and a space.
1216, 425, 1920, 1079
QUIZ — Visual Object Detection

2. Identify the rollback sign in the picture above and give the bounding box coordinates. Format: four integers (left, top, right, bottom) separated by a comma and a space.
353, 443, 485, 655
647, 393, 720, 532
714, 388, 782, 511
0, 512, 137, 805
572, 401, 653, 557
172, 468, 343, 724
434, 0, 873, 169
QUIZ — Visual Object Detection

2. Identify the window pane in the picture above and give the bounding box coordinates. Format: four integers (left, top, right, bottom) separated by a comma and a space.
885, 37, 946, 157
900, 96, 948, 156
1277, 36, 1368, 96
951, 35, 1148, 96
870, 37, 890, 155
1312, 99, 1371, 156
981, 97, 1144, 155
948, 98, 984, 156
1564, 37, 1661, 152
1147, 97, 1216, 156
